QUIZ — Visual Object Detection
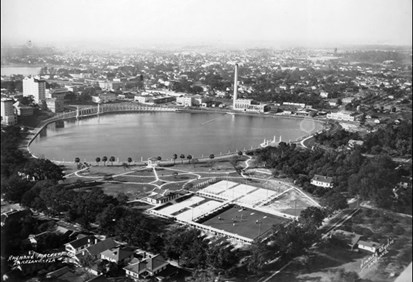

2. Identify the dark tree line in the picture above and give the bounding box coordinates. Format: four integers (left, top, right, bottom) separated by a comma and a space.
254, 143, 411, 214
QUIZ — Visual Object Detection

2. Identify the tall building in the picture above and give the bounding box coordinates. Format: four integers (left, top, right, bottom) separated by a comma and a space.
232, 64, 269, 113
23, 77, 46, 104
1, 98, 17, 125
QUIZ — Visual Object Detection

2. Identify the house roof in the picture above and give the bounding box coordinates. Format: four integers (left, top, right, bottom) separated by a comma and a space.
100, 247, 134, 263
332, 229, 362, 248
123, 254, 168, 275
312, 174, 333, 183
66, 235, 96, 249
86, 238, 118, 256
358, 240, 380, 249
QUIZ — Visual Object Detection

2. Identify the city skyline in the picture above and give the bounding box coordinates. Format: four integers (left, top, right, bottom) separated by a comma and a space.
1, 0, 412, 48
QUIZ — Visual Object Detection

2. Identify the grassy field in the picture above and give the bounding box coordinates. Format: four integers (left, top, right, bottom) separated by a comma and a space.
269, 207, 412, 282
100, 182, 156, 200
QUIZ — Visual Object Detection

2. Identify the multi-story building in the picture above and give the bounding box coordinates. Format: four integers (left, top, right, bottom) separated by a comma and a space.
1, 98, 17, 125
23, 77, 46, 104
234, 99, 268, 113
326, 111, 356, 122
176, 96, 193, 107
45, 98, 64, 113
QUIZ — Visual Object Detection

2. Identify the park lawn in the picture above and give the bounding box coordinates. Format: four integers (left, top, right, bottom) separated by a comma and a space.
158, 174, 198, 182
128, 169, 157, 176
113, 175, 156, 183
160, 182, 186, 191
100, 182, 156, 200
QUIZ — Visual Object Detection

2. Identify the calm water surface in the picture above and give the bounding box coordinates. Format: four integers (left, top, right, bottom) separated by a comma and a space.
30, 112, 323, 162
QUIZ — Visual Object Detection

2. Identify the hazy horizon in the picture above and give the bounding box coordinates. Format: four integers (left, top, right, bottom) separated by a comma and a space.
1, 0, 412, 49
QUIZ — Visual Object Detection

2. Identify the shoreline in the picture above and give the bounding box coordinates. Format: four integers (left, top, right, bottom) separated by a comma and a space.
22, 106, 327, 165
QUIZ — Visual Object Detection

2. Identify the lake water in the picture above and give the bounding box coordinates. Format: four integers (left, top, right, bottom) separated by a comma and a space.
29, 112, 323, 162
1, 66, 42, 76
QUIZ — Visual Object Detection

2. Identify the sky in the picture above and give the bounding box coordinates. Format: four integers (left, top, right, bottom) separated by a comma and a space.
1, 0, 412, 47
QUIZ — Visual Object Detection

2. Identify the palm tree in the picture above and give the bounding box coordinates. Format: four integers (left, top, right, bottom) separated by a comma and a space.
127, 157, 132, 166
109, 156, 115, 166
96, 157, 101, 166
180, 154, 185, 164
209, 154, 215, 168
238, 151, 243, 156
74, 157, 80, 168
102, 156, 108, 166
187, 154, 192, 164
173, 154, 178, 164
157, 156, 162, 161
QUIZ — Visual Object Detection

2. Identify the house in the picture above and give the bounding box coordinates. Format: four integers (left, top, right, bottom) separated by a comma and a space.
311, 175, 334, 188
85, 238, 118, 258
65, 235, 98, 256
145, 189, 180, 205
123, 254, 169, 281
348, 139, 364, 148
331, 229, 382, 253
100, 246, 135, 265
358, 240, 381, 253
331, 229, 361, 250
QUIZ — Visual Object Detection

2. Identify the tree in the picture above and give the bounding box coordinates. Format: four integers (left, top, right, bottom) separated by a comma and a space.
95, 157, 101, 166
157, 156, 162, 162
173, 154, 178, 164
109, 156, 116, 166
180, 154, 185, 164
187, 154, 193, 164
21, 159, 64, 181
127, 157, 133, 165
192, 158, 199, 168
74, 157, 80, 167
320, 191, 348, 213
209, 154, 215, 167
299, 207, 326, 228
102, 156, 108, 166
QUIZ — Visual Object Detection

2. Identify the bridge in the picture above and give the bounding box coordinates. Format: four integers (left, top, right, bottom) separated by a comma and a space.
27, 103, 177, 147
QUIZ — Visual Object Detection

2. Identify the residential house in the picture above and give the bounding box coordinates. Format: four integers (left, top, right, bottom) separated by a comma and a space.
100, 246, 135, 265
85, 238, 119, 258
123, 254, 169, 281
311, 175, 334, 188
65, 235, 98, 256
358, 240, 381, 253
331, 229, 361, 250
348, 139, 364, 149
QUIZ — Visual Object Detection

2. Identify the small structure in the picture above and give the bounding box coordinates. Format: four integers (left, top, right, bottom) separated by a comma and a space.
311, 175, 334, 188
100, 246, 135, 265
145, 189, 179, 205
64, 235, 98, 256
123, 254, 169, 281
348, 139, 364, 149
358, 240, 381, 253
85, 238, 118, 258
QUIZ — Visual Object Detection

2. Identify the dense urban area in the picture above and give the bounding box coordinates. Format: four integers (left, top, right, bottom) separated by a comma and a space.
1, 43, 412, 282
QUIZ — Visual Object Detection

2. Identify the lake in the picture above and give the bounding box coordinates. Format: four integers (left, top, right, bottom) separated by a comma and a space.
1, 66, 42, 76
29, 112, 323, 162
